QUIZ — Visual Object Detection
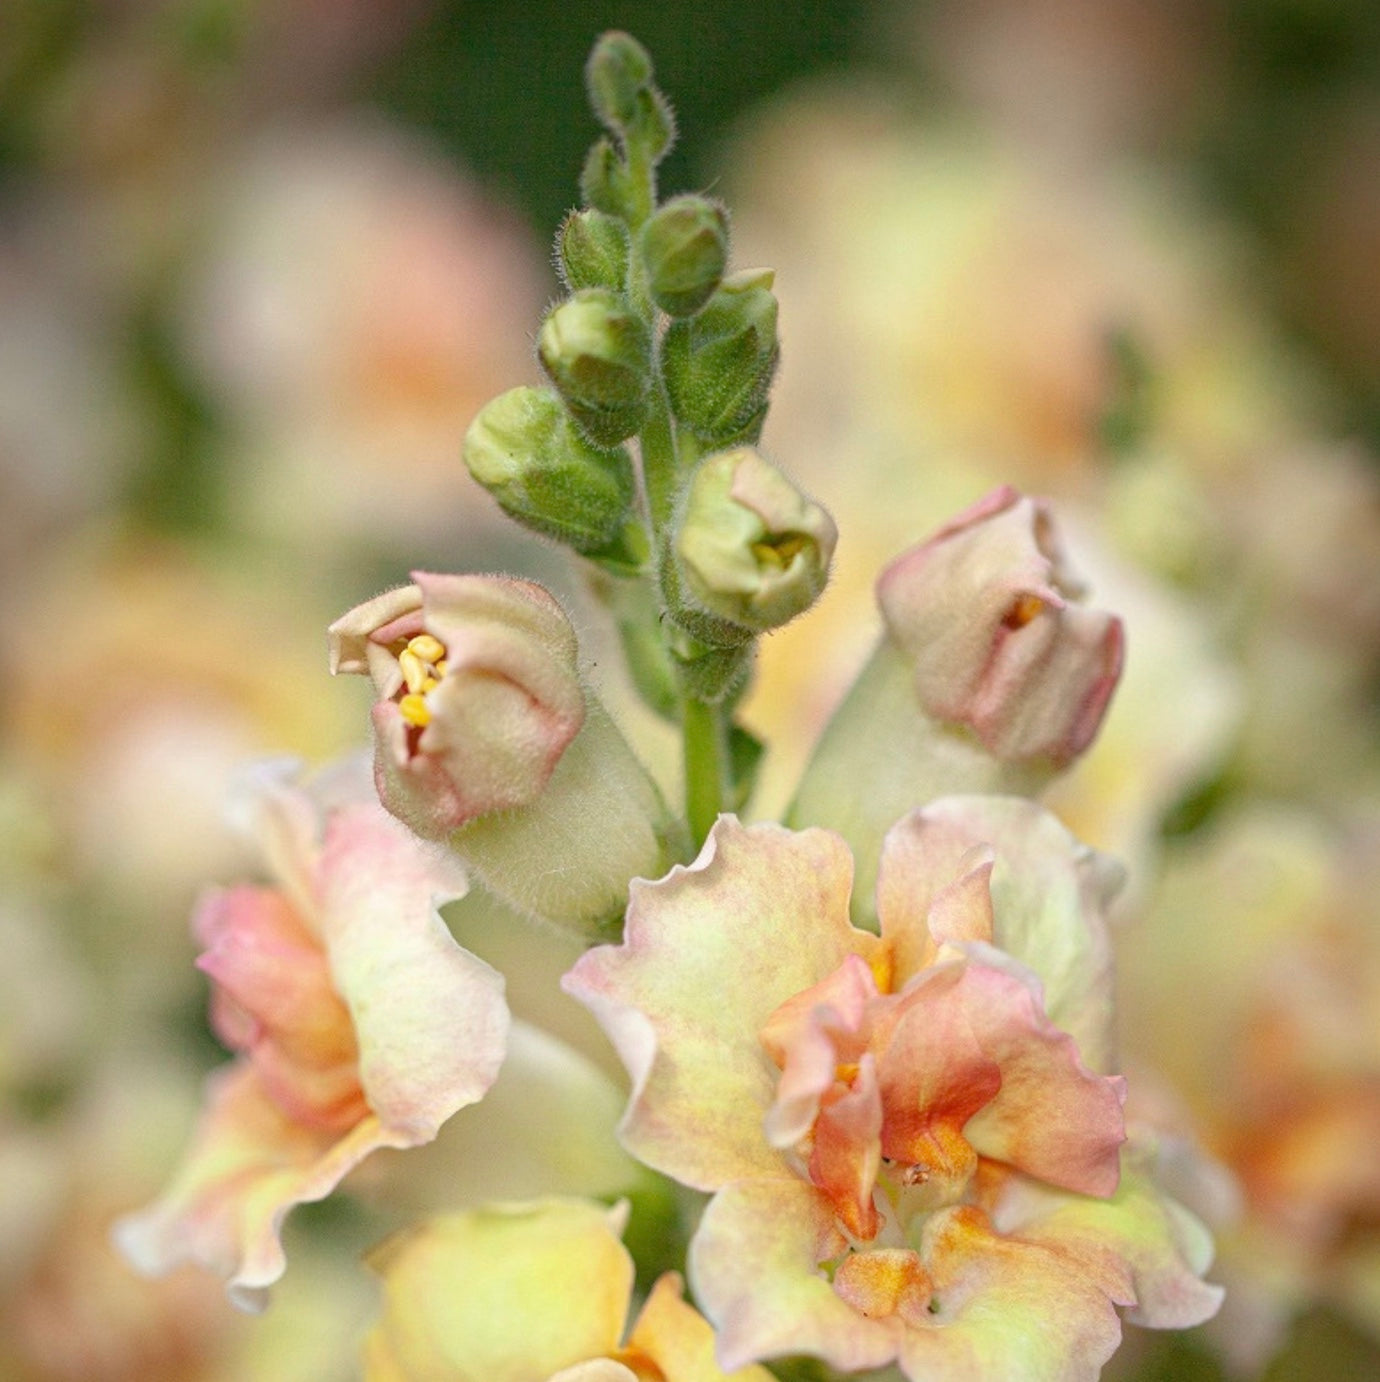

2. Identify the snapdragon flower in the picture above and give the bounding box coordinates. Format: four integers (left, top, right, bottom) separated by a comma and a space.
115, 760, 509, 1309
566, 801, 1220, 1378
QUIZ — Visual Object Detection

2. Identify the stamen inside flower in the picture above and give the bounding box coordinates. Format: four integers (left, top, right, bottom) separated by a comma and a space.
751, 531, 811, 570
393, 634, 450, 729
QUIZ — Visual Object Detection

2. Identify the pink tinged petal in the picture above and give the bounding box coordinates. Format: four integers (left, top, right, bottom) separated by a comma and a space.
761, 953, 878, 1149
315, 802, 506, 1141
993, 1150, 1224, 1330
625, 1271, 778, 1382
881, 799, 1121, 1074
897, 1204, 1126, 1382
362, 1199, 633, 1382
877, 486, 1123, 768
409, 571, 586, 826
563, 817, 867, 1190
876, 809, 998, 979
113, 1063, 401, 1313
954, 960, 1126, 1196
194, 886, 363, 1129
874, 967, 998, 1197
327, 583, 424, 695
810, 1053, 885, 1239
689, 1178, 901, 1376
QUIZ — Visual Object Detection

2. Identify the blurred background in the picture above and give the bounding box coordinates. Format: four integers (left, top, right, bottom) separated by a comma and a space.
1, 1, 1378, 1379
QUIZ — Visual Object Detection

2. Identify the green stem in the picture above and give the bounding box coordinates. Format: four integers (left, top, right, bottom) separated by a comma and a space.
682, 693, 726, 848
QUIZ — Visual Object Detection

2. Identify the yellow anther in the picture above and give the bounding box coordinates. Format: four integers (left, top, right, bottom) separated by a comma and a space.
434, 658, 448, 676
408, 633, 446, 664
398, 693, 431, 728
421, 676, 439, 692
398, 647, 429, 694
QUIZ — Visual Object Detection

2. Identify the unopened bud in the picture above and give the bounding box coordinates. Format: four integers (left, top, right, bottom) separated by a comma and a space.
580, 138, 637, 220
661, 269, 779, 444
557, 209, 629, 292
463, 386, 635, 556
586, 31, 654, 131
538, 288, 651, 447
639, 195, 728, 316
672, 447, 836, 636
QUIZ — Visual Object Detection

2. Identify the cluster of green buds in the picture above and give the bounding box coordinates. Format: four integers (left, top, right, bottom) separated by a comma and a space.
462, 31, 835, 844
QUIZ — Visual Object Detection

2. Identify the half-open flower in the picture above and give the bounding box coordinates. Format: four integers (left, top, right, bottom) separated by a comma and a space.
362, 1197, 774, 1381
114, 759, 509, 1310
329, 573, 671, 932
877, 485, 1123, 767
564, 801, 1220, 1379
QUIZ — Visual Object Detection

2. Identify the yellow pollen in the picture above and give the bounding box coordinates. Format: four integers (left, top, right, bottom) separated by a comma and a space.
398, 693, 431, 728
398, 648, 429, 694
407, 633, 446, 663
835, 1061, 860, 1085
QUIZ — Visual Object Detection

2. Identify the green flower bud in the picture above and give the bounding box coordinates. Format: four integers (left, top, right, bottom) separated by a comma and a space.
661, 269, 780, 444
586, 31, 654, 131
557, 209, 629, 292
538, 288, 651, 447
672, 447, 836, 635
639, 195, 728, 317
580, 138, 637, 220
463, 386, 635, 555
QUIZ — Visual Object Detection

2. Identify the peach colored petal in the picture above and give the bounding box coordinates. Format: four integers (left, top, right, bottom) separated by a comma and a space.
895, 1204, 1127, 1382
563, 816, 871, 1190
761, 952, 878, 1149
625, 1271, 777, 1382
809, 1052, 885, 1239
993, 1149, 1225, 1330
879, 799, 1121, 1072
952, 959, 1126, 1195
314, 802, 506, 1140
689, 1178, 899, 1375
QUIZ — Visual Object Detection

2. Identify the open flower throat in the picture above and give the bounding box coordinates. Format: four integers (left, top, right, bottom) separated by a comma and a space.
563, 802, 1222, 1379
756, 844, 1127, 1326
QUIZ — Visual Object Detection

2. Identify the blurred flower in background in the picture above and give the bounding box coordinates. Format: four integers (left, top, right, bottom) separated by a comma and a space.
2, 0, 1378, 1378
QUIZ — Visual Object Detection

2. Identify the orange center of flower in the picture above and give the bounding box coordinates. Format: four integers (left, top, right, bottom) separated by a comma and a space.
394, 633, 449, 729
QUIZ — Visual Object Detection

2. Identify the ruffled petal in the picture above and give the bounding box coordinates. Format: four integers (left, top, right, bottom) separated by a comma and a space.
879, 799, 1121, 1072
564, 816, 869, 1189
689, 1178, 900, 1375
625, 1271, 777, 1382
112, 1063, 399, 1312
895, 1204, 1127, 1382
953, 958, 1126, 1196
315, 801, 506, 1141
993, 1145, 1225, 1330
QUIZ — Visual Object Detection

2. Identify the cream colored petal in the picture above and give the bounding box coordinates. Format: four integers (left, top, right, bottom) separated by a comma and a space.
315, 802, 506, 1141
113, 1063, 399, 1312
563, 817, 868, 1190
363, 1199, 633, 1382
688, 1178, 900, 1374
880, 798, 1121, 1073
